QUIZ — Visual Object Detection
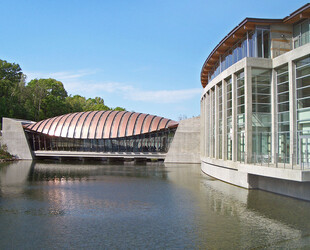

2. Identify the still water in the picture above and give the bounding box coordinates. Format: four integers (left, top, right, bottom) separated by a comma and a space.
1, 161, 310, 249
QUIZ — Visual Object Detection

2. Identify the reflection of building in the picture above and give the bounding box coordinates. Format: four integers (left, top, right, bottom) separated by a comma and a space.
2, 111, 178, 161
200, 4, 310, 200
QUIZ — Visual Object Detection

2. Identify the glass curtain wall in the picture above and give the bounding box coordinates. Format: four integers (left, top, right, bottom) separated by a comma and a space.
211, 88, 215, 158
276, 64, 290, 163
208, 27, 271, 82
236, 71, 245, 162
293, 19, 310, 49
26, 129, 176, 154
206, 92, 210, 157
226, 77, 233, 160
256, 27, 270, 58
296, 56, 310, 165
218, 83, 223, 159
252, 69, 272, 161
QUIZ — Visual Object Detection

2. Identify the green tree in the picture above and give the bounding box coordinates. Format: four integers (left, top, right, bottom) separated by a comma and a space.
66, 95, 87, 112
84, 97, 110, 111
25, 78, 68, 120
113, 106, 126, 111
0, 59, 26, 125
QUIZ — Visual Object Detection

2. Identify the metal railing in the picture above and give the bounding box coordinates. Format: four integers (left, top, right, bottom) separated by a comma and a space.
239, 152, 310, 171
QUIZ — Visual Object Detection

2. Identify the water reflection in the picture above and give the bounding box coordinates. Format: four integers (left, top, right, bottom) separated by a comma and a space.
0, 161, 310, 248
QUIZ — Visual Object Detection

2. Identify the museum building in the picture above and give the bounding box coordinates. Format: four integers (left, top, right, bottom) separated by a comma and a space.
200, 3, 310, 195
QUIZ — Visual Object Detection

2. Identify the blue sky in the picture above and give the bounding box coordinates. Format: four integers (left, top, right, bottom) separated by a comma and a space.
0, 0, 306, 120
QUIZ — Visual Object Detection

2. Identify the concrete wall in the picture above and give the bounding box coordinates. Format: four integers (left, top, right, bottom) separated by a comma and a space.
2, 118, 33, 160
201, 161, 251, 188
165, 116, 200, 164
250, 175, 310, 201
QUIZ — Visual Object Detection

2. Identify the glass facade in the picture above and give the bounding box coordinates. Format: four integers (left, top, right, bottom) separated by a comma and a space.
276, 64, 290, 163
236, 71, 245, 162
252, 69, 272, 160
226, 77, 233, 160
293, 19, 310, 49
211, 88, 216, 158
209, 27, 271, 82
26, 129, 176, 154
218, 83, 223, 159
296, 56, 310, 164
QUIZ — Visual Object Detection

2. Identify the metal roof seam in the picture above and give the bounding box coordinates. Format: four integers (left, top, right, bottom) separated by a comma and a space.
51, 115, 67, 136
148, 116, 156, 133
65, 112, 79, 138
101, 111, 114, 139
116, 111, 128, 138
124, 112, 135, 137
57, 113, 74, 137
164, 119, 171, 128
138, 114, 148, 135
108, 111, 120, 138
156, 117, 164, 130
85, 110, 100, 139
93, 111, 109, 139
77, 111, 92, 139
72, 112, 86, 139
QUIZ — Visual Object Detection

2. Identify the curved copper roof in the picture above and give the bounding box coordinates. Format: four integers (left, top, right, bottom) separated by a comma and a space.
24, 111, 178, 139
200, 3, 310, 88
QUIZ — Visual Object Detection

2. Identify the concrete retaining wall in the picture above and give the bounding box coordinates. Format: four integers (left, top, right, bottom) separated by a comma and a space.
201, 161, 251, 188
2, 118, 33, 160
202, 158, 310, 201
165, 117, 200, 164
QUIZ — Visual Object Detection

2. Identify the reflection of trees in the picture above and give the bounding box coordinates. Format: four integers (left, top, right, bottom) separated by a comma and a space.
29, 162, 168, 181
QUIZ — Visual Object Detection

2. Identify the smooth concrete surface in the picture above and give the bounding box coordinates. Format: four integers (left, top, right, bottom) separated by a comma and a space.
201, 160, 251, 189
202, 157, 310, 201
165, 117, 200, 164
251, 175, 310, 201
239, 164, 310, 182
2, 118, 33, 160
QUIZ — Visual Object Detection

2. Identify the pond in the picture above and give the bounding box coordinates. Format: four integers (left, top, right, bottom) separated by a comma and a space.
0, 160, 310, 249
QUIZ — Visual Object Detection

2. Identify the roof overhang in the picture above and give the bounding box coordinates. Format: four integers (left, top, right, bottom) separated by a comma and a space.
200, 3, 310, 88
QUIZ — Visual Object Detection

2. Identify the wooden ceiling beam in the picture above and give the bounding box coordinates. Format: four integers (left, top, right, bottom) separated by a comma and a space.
243, 23, 255, 30
233, 33, 244, 39
300, 12, 310, 19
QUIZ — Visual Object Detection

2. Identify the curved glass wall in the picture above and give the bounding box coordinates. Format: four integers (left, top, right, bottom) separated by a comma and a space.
26, 128, 176, 154
208, 27, 270, 82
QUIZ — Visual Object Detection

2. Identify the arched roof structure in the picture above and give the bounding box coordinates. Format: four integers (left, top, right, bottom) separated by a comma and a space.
24, 111, 178, 139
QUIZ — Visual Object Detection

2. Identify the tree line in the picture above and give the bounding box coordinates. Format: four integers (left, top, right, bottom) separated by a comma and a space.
0, 59, 125, 128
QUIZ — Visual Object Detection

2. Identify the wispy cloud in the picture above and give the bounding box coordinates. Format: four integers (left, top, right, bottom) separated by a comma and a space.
24, 70, 202, 104
24, 69, 98, 82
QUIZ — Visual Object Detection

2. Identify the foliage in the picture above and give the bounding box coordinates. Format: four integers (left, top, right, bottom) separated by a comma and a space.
0, 59, 127, 128
0, 144, 14, 160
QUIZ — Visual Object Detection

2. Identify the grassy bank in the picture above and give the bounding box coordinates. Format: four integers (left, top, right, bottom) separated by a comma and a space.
0, 145, 15, 162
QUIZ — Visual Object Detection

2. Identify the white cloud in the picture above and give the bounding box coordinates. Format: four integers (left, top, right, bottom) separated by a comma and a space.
24, 70, 202, 104
24, 69, 98, 82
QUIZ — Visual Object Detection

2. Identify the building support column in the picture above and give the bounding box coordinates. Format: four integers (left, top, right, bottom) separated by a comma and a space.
245, 65, 252, 164
289, 60, 297, 165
